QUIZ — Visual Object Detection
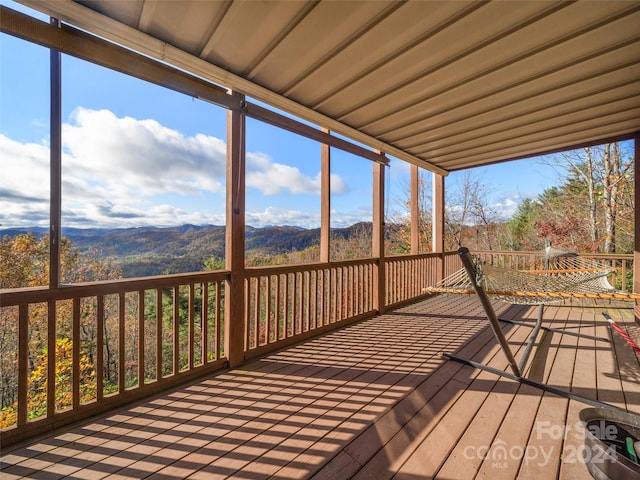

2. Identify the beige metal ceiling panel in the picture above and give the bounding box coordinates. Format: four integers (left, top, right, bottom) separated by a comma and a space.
315, 1, 561, 118
245, 1, 396, 91
405, 80, 640, 154
14, 0, 640, 174
281, 1, 474, 101
426, 98, 640, 160
438, 112, 640, 170
137, 1, 229, 53
77, 0, 141, 27
398, 65, 640, 157
199, 1, 313, 75
379, 44, 640, 148
284, 1, 479, 105
347, 4, 640, 133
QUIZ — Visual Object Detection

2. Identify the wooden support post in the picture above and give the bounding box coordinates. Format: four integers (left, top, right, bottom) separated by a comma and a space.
634, 134, 640, 324
48, 22, 61, 419
225, 93, 247, 367
433, 173, 445, 281
410, 165, 419, 255
50, 18, 61, 288
320, 129, 330, 263
373, 160, 386, 313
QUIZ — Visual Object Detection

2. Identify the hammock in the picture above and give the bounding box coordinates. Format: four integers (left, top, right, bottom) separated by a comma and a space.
430, 248, 638, 411
425, 246, 638, 304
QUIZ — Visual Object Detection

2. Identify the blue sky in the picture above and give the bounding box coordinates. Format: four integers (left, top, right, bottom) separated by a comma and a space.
1, 1, 569, 231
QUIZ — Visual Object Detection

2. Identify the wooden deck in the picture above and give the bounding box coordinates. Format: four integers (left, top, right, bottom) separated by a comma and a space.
1, 294, 639, 479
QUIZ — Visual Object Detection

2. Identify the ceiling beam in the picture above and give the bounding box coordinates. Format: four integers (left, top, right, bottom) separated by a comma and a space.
244, 103, 388, 165
16, 0, 448, 176
1, 6, 239, 109
2, 5, 390, 166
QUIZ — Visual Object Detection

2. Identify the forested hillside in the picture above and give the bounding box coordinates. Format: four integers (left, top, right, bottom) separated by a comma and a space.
2, 142, 634, 278
0, 222, 384, 277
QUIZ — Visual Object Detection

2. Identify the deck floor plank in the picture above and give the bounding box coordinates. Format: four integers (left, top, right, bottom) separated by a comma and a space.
349, 303, 514, 480
458, 307, 564, 479
395, 306, 538, 479
513, 304, 577, 480
558, 306, 599, 480
310, 296, 497, 480
1, 295, 637, 480
452, 305, 566, 480
605, 306, 640, 414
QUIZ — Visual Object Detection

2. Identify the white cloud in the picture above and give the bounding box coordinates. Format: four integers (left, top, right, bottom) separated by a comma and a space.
1, 108, 350, 229
0, 134, 50, 226
329, 207, 372, 228
245, 204, 371, 229
246, 207, 320, 228
494, 192, 538, 220
246, 152, 347, 195
62, 108, 226, 196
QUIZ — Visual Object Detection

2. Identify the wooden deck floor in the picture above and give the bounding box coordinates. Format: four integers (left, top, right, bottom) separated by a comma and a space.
2, 295, 639, 479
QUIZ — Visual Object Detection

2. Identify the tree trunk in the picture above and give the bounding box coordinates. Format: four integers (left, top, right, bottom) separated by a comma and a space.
602, 143, 621, 253
582, 148, 598, 248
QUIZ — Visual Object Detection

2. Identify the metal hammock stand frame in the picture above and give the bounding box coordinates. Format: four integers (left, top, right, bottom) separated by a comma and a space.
436, 247, 640, 410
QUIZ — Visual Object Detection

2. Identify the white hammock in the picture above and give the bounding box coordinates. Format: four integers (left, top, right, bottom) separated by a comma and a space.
425, 248, 635, 305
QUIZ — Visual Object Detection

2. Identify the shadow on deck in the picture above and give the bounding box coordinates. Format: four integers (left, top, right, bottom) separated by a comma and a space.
1, 294, 639, 479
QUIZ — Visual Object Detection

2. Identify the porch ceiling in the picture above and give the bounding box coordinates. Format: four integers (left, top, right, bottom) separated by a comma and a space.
17, 0, 640, 174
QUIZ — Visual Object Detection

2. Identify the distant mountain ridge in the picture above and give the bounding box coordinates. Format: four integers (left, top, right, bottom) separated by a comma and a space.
0, 223, 375, 276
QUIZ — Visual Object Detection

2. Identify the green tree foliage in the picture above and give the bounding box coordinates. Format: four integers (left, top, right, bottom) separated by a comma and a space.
505, 198, 542, 250
0, 234, 120, 427
203, 255, 225, 271
535, 142, 634, 253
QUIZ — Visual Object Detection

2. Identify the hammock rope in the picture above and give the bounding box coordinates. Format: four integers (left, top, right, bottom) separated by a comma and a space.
424, 248, 638, 304
436, 247, 638, 399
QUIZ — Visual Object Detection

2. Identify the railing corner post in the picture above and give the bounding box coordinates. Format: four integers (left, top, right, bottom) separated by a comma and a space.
225, 91, 247, 367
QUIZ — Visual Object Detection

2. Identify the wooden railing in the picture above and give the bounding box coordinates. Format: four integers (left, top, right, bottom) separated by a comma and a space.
474, 250, 634, 293
385, 253, 439, 307
244, 259, 376, 358
4, 248, 631, 446
0, 271, 228, 445
384, 251, 461, 308
444, 250, 463, 278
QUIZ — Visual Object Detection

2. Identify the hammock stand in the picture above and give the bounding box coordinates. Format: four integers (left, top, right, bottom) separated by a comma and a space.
427, 247, 640, 409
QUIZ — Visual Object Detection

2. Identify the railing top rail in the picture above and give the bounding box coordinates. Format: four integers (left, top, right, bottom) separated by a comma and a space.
246, 257, 376, 276
473, 250, 633, 260
386, 252, 440, 261
0, 270, 230, 306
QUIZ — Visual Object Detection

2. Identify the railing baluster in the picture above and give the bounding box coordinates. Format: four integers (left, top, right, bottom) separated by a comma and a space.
97, 295, 104, 400
216, 281, 222, 359
319, 268, 324, 327
202, 282, 208, 364
188, 283, 195, 369
17, 305, 28, 426
275, 274, 281, 340
251, 277, 257, 348
2, 270, 230, 446
173, 286, 179, 375
266, 275, 272, 344
304, 271, 309, 332
47, 300, 55, 417
156, 288, 163, 380
138, 290, 145, 387
72, 297, 80, 408
293, 272, 299, 335
118, 293, 125, 393
283, 273, 287, 335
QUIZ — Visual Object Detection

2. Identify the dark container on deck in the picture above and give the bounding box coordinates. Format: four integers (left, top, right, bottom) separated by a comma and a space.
579, 407, 640, 480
